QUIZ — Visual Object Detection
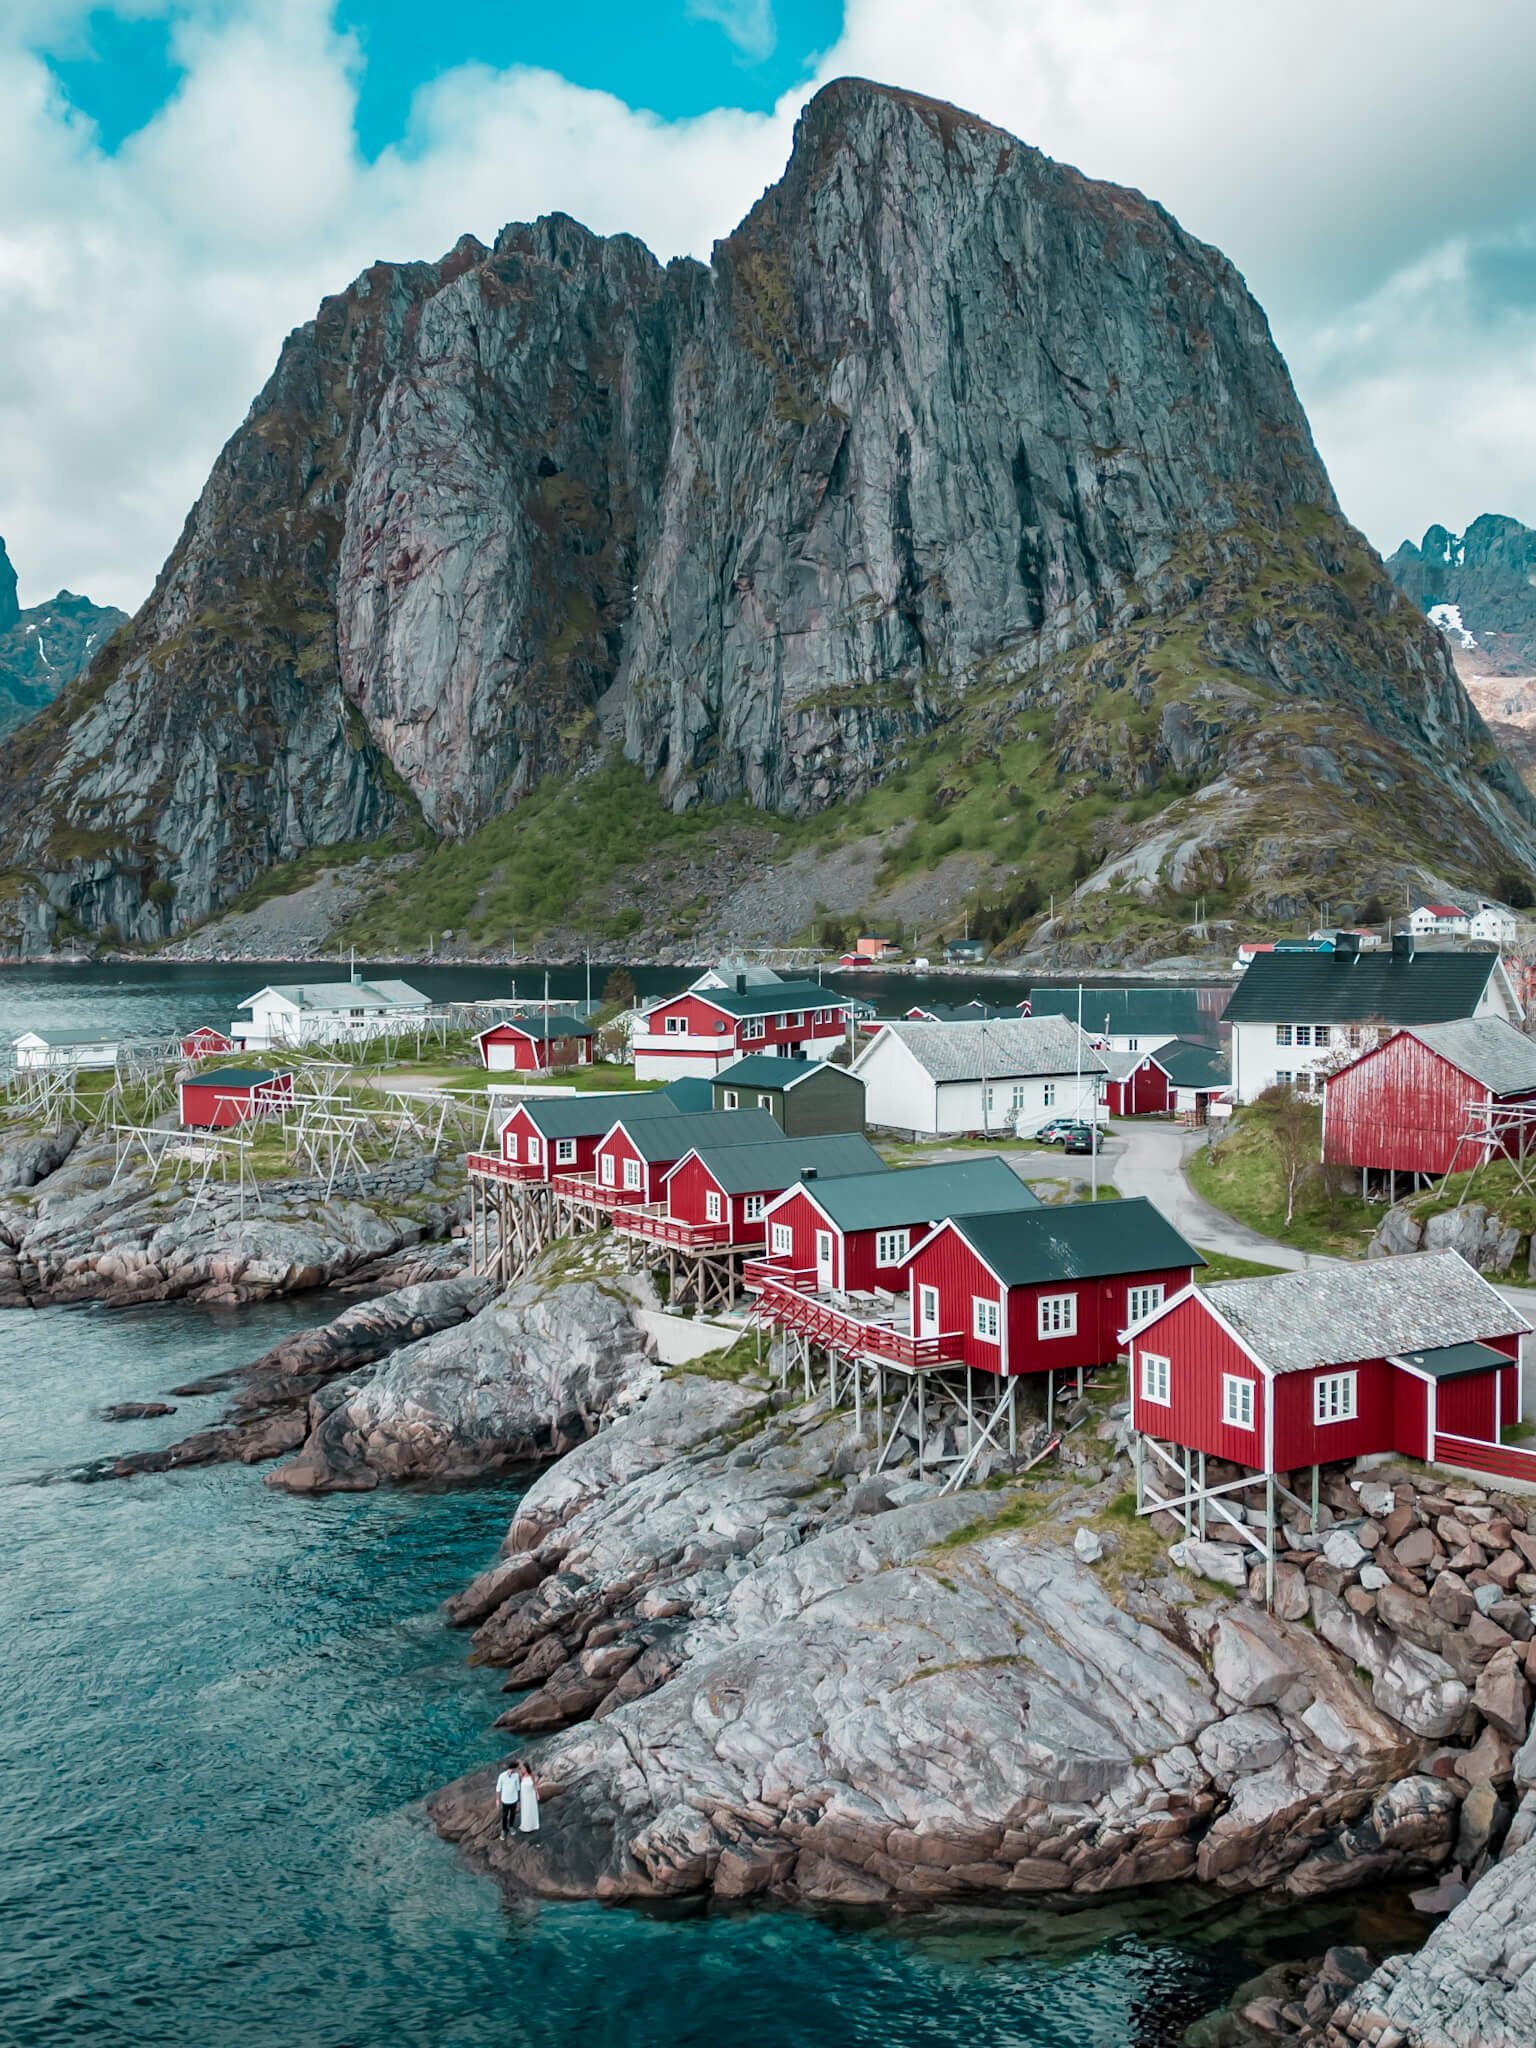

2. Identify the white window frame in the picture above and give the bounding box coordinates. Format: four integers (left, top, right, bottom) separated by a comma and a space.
1275, 1024, 1293, 1046
1313, 1025, 1331, 1048
1274, 1070, 1292, 1088
1038, 1292, 1077, 1338
722, 1089, 739, 1109
742, 1018, 765, 1042
770, 1221, 793, 1257
1314, 1371, 1358, 1425
622, 1156, 642, 1190
874, 1228, 909, 1267
705, 1190, 723, 1222
506, 1130, 520, 1160
1126, 1036, 1139, 1052
757, 1093, 773, 1109
972, 1295, 1001, 1342
744, 1194, 766, 1223
527, 1135, 542, 1164
600, 1152, 616, 1185
1222, 1374, 1255, 1430
1127, 1283, 1164, 1326
555, 1138, 576, 1166
664, 1014, 688, 1035
1042, 1081, 1056, 1107
1010, 1084, 1028, 1112
1140, 1353, 1171, 1405
1294, 1025, 1312, 1047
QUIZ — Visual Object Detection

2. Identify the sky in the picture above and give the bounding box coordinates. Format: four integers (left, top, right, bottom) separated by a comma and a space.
4, 0, 1536, 612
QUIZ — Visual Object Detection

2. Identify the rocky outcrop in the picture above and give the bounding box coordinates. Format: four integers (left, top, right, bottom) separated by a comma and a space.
1, 82, 1530, 948
266, 1278, 654, 1492
1390, 516, 1536, 672
428, 1387, 1536, 1912
0, 1137, 466, 1306
0, 537, 126, 739
1370, 1196, 1535, 1277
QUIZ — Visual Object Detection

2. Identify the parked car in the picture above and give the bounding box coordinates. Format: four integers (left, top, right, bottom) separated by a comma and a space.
1062, 1124, 1103, 1154
1029, 1117, 1080, 1146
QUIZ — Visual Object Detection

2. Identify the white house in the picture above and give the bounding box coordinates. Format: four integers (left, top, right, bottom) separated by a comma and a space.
851, 1017, 1107, 1136
688, 959, 784, 992
233, 978, 431, 1051
1408, 903, 1470, 939
1470, 902, 1519, 947
11, 1028, 119, 1070
1221, 936, 1522, 1103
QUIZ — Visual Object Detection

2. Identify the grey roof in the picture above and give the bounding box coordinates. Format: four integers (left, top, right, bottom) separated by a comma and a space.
1151, 1040, 1231, 1091
614, 1108, 781, 1162
950, 1199, 1202, 1286
13, 1028, 119, 1046
905, 1002, 1011, 1023
1201, 1252, 1528, 1375
483, 1012, 589, 1042
1101, 1048, 1145, 1082
1394, 1340, 1514, 1382
869, 1017, 1107, 1083
714, 1055, 853, 1091
240, 979, 428, 1012
790, 1156, 1041, 1232
1405, 1019, 1536, 1097
691, 959, 784, 987
1221, 950, 1504, 1026
1029, 987, 1216, 1039
677, 1133, 884, 1195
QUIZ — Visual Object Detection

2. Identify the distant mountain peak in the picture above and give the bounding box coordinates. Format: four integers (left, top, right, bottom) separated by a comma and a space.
0, 541, 126, 740
1388, 514, 1536, 672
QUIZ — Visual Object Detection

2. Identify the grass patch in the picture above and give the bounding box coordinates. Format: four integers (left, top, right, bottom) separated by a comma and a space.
1188, 1100, 1377, 1258
1402, 1158, 1536, 1241
1193, 1248, 1288, 1281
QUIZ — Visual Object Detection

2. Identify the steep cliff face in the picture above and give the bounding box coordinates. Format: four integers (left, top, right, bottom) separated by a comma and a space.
0, 539, 125, 740
2, 78, 1532, 947
1390, 515, 1536, 670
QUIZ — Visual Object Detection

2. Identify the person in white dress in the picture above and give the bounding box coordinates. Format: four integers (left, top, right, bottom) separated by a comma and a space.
516, 1760, 541, 1835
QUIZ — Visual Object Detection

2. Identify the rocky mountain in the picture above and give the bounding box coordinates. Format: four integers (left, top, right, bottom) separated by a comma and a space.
1389, 515, 1536, 672
0, 539, 125, 741
2, 78, 1533, 952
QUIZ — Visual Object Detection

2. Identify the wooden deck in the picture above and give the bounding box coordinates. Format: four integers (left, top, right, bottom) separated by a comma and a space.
746, 1265, 964, 1370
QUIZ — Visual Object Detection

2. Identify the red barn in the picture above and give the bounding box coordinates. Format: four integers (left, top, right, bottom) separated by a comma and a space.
1321, 1017, 1536, 1190
901, 1200, 1200, 1378
181, 1025, 234, 1059
475, 1014, 593, 1072
1102, 1040, 1230, 1119
1103, 1050, 1172, 1117
178, 1067, 293, 1130
758, 1155, 1040, 1294
1128, 1251, 1529, 1488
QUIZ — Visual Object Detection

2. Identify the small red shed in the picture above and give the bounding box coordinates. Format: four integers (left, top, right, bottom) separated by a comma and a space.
902, 1199, 1201, 1379
181, 1025, 235, 1059
1322, 1018, 1536, 1188
476, 1014, 594, 1073
178, 1067, 293, 1130
1102, 1050, 1171, 1118
1128, 1250, 1528, 1479
624, 1133, 883, 1246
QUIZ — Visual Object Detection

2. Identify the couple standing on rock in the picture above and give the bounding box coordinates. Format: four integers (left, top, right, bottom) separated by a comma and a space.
495, 1759, 541, 1840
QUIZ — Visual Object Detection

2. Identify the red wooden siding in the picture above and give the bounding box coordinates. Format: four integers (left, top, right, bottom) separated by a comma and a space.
1394, 1373, 1431, 1461
642, 992, 849, 1061
904, 1229, 1003, 1372
1322, 1031, 1536, 1177
1435, 1372, 1500, 1443
593, 1127, 656, 1202
1131, 1294, 1268, 1465
179, 1072, 293, 1131
763, 1187, 828, 1275
1107, 1059, 1171, 1118
181, 1026, 234, 1058
1272, 1358, 1397, 1469
1011, 1266, 1192, 1379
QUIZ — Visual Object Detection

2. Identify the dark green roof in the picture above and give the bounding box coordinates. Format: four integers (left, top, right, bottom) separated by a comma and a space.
1393, 1340, 1513, 1382
1151, 1040, 1230, 1090
617, 1108, 781, 1161
1222, 950, 1504, 1026
794, 1156, 1040, 1232
1029, 987, 1215, 1038
678, 980, 844, 1019
660, 1077, 714, 1112
518, 1091, 679, 1140
679, 1133, 884, 1194
948, 1198, 1202, 1286
715, 1055, 853, 1089
189, 1067, 286, 1088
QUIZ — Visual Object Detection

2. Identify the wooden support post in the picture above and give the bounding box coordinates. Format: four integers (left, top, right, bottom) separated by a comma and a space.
1008, 1377, 1017, 1456
1198, 1450, 1207, 1539
917, 1375, 926, 1479
1076, 1365, 1083, 1398
1265, 1472, 1277, 1610
1133, 1431, 1144, 1513
1046, 1371, 1054, 1433
1310, 1463, 1320, 1533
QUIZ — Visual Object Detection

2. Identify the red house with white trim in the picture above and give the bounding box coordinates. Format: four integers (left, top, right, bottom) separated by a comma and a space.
181, 1025, 235, 1060
1321, 1017, 1536, 1187
1128, 1251, 1529, 1480
178, 1067, 293, 1130
615, 1133, 883, 1250
475, 1014, 593, 1072
592, 1109, 780, 1206
632, 978, 851, 1080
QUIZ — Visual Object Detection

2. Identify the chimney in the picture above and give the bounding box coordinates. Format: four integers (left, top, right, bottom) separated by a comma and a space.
1335, 931, 1360, 958
800, 1166, 818, 1181
1392, 932, 1415, 961
737, 972, 747, 993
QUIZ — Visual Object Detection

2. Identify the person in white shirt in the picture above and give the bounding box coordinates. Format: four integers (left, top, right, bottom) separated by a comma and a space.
517, 1760, 541, 1835
495, 1764, 520, 1839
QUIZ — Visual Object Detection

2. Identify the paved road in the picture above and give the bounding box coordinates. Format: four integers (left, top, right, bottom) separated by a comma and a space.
1111, 1121, 1313, 1270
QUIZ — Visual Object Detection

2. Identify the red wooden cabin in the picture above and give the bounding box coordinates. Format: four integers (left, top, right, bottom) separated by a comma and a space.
178, 1067, 293, 1130
475, 1015, 593, 1072
619, 1133, 883, 1249
901, 1200, 1200, 1378
1103, 1051, 1171, 1118
757, 1156, 1041, 1295
181, 1025, 235, 1059
1128, 1250, 1529, 1477
592, 1109, 780, 1205
1321, 1018, 1536, 1187
495, 1091, 662, 1180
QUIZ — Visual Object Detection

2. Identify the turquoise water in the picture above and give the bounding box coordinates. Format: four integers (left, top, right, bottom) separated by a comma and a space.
1, 1299, 1368, 2047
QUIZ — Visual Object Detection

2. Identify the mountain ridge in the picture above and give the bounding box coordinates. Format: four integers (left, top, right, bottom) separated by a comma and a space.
0, 538, 126, 743
2, 78, 1532, 956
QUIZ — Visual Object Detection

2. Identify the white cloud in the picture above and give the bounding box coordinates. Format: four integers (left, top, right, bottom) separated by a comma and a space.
686, 0, 778, 64
2, 0, 1536, 610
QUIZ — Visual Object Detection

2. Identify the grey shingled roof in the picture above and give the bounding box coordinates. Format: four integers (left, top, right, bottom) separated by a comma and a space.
950, 1199, 1202, 1286
875, 1017, 1107, 1083
1202, 1252, 1528, 1375
1221, 950, 1504, 1026
615, 1108, 781, 1162
240, 978, 428, 1012
678, 1133, 884, 1195
484, 1013, 589, 1042
1406, 1019, 1536, 1097
791, 1156, 1041, 1232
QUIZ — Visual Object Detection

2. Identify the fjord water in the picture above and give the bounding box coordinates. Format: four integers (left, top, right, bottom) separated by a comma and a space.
1, 1304, 1374, 2048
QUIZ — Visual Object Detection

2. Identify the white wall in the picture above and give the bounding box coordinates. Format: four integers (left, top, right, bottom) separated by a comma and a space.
850, 1033, 938, 1132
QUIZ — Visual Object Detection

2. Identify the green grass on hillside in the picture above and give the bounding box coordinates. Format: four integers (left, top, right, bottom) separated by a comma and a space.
1192, 1248, 1288, 1282
1403, 1159, 1536, 1240
1187, 1099, 1377, 1258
